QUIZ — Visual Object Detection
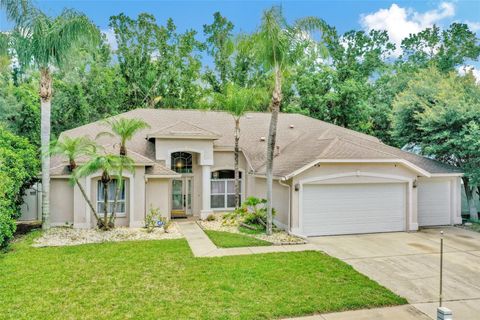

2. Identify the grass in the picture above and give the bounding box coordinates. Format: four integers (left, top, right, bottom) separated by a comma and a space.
204, 229, 272, 248
0, 231, 407, 320
465, 219, 480, 233
238, 225, 265, 235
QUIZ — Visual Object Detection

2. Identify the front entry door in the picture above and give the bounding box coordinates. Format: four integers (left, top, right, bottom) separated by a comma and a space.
171, 178, 192, 217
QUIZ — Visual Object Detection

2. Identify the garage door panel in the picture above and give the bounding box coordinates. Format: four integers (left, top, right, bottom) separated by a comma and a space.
302, 183, 406, 236
418, 180, 450, 226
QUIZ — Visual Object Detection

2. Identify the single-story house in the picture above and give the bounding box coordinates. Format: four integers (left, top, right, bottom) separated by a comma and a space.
38, 109, 463, 237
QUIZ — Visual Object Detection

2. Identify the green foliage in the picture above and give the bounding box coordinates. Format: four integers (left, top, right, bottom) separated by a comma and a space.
0, 126, 39, 248
145, 207, 161, 233
392, 67, 480, 185
223, 196, 276, 231
110, 13, 204, 109
98, 117, 150, 154
400, 23, 480, 73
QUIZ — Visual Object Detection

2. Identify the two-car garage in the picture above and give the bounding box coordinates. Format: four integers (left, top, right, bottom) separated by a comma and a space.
301, 182, 406, 236
293, 164, 461, 237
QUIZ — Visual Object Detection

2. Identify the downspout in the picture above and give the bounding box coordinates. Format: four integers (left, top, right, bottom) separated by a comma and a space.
144, 175, 148, 224
278, 177, 291, 233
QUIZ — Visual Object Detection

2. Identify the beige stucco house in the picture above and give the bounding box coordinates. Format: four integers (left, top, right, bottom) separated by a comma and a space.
39, 108, 463, 237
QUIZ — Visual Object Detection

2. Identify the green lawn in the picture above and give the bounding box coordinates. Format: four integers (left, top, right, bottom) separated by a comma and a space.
204, 229, 272, 248
0, 231, 407, 320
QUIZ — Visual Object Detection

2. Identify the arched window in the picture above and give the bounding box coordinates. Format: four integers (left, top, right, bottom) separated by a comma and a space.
211, 170, 242, 209
171, 152, 193, 173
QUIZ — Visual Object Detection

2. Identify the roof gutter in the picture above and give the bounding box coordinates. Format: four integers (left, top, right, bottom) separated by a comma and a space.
284, 158, 433, 180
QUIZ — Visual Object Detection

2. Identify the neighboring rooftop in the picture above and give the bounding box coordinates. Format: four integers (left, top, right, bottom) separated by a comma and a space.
51, 108, 462, 177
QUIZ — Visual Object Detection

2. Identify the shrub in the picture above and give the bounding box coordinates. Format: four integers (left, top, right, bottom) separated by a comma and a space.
206, 214, 216, 221
145, 207, 161, 233
221, 197, 276, 231
0, 126, 39, 248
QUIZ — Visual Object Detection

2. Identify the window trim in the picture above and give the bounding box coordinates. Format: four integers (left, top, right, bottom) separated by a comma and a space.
96, 179, 126, 217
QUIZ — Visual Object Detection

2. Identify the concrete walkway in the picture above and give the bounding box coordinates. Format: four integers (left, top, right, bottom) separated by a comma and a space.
287, 305, 430, 320
176, 221, 317, 257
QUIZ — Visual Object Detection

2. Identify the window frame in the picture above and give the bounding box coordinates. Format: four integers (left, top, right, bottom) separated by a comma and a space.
96, 179, 126, 217
171, 152, 193, 174
210, 170, 242, 210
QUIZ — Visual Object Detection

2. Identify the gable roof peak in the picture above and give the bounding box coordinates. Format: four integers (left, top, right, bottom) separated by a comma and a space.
147, 120, 221, 140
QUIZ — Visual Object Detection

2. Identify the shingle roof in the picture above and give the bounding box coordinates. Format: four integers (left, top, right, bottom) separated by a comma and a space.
51, 108, 462, 177
147, 121, 220, 139
145, 163, 179, 176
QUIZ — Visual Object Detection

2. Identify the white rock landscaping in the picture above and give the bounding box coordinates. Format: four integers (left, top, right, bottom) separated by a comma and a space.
33, 223, 183, 247
198, 216, 306, 245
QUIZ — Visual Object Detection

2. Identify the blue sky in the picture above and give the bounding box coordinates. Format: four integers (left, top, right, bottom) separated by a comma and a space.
1, 1, 479, 70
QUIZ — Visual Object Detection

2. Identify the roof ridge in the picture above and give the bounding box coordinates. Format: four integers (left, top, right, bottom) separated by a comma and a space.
334, 137, 400, 159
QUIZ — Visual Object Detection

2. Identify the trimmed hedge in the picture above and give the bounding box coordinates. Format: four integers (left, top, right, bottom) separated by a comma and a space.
0, 126, 39, 248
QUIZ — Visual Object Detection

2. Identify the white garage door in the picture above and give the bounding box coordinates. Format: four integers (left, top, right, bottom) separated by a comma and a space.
418, 180, 450, 226
302, 183, 406, 236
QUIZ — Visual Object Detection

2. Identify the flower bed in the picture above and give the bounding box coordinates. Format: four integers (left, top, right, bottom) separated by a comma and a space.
33, 223, 183, 247
198, 214, 305, 245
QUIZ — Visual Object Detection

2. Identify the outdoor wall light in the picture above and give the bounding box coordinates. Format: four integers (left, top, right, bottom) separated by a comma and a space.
294, 183, 300, 191
413, 179, 417, 188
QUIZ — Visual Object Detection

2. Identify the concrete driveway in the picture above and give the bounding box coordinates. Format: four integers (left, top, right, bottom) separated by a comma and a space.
309, 227, 480, 320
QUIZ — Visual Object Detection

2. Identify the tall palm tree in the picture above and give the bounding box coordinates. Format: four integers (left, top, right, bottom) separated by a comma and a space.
76, 153, 134, 230
1, 0, 99, 229
212, 84, 268, 208
50, 136, 101, 225
97, 117, 150, 224
254, 6, 328, 234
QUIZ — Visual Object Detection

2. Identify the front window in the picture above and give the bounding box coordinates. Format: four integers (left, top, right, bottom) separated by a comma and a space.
171, 152, 193, 174
97, 179, 126, 215
211, 170, 242, 209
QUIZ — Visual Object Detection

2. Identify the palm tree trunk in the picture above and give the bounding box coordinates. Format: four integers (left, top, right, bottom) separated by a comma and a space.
109, 151, 126, 227
103, 181, 109, 230
40, 68, 52, 230
463, 177, 478, 220
109, 177, 121, 227
75, 179, 101, 225
234, 117, 240, 208
266, 66, 282, 235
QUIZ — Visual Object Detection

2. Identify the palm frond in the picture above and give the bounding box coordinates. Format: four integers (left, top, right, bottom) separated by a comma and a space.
100, 117, 150, 146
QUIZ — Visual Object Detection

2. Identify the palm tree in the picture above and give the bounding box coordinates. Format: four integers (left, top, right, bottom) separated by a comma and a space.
50, 136, 101, 225
254, 6, 328, 234
97, 117, 150, 225
212, 84, 268, 208
75, 153, 134, 230
98, 117, 150, 156
1, 0, 99, 229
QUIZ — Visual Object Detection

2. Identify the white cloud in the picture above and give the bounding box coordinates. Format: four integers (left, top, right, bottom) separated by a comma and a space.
102, 28, 117, 52
360, 2, 455, 56
458, 65, 480, 83
465, 21, 480, 32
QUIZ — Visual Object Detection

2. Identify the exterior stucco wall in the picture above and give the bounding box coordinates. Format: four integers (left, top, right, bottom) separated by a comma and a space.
50, 179, 74, 226
418, 176, 462, 225
145, 178, 171, 219
155, 138, 214, 165
253, 177, 289, 229
290, 163, 419, 234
